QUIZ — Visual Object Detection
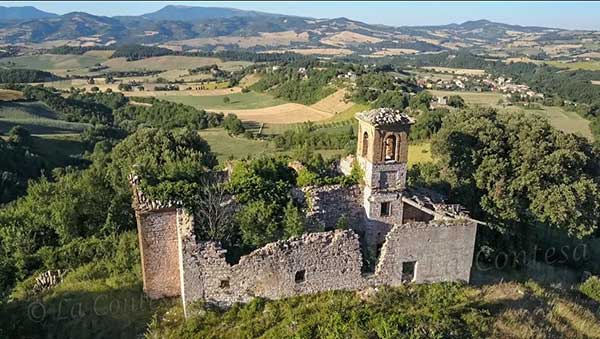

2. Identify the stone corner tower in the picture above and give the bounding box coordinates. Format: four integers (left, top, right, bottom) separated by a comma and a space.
355, 108, 414, 233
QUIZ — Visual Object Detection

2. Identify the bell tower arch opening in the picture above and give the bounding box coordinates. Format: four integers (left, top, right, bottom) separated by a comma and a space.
384, 135, 397, 162
362, 132, 369, 157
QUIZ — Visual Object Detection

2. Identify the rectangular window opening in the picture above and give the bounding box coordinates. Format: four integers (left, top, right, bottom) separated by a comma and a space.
380, 202, 391, 217
220, 279, 230, 288
295, 270, 306, 283
402, 261, 417, 282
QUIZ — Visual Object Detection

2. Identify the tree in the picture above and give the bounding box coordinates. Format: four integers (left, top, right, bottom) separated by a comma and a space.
409, 91, 433, 111
447, 95, 465, 108
90, 86, 99, 92
432, 107, 600, 240
194, 181, 235, 243
236, 200, 281, 248
222, 114, 245, 135
283, 200, 304, 237
223, 96, 230, 104
7, 126, 32, 147
107, 128, 217, 207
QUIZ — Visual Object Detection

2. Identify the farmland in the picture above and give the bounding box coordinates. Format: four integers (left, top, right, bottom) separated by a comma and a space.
428, 89, 593, 140
101, 56, 252, 72
162, 91, 287, 110
0, 101, 90, 134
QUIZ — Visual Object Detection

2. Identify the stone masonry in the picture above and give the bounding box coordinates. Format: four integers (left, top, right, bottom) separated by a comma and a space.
130, 108, 480, 317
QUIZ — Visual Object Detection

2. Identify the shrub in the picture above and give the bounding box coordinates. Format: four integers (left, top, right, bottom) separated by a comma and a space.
579, 276, 600, 302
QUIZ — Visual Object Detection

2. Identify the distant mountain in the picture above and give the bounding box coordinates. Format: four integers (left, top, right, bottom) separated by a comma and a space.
0, 5, 597, 59
0, 6, 57, 21
140, 5, 282, 22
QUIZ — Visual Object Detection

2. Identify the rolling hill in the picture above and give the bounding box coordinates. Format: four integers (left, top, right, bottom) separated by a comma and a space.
0, 5, 599, 59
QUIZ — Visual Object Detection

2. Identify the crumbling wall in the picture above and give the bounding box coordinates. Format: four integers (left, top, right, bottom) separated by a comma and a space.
303, 184, 364, 230
374, 220, 478, 284
136, 209, 181, 298
180, 230, 367, 307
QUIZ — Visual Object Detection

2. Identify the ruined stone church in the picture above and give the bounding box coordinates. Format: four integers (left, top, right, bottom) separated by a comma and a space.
131, 108, 478, 317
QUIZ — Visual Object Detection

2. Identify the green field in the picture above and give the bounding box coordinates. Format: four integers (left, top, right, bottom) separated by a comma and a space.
0, 101, 90, 134
163, 91, 287, 110
545, 60, 600, 71
408, 142, 433, 167
199, 128, 275, 163
428, 90, 593, 140
501, 105, 593, 140
429, 90, 503, 105
0, 54, 108, 75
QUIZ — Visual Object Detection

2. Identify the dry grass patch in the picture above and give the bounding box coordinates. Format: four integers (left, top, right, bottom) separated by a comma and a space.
309, 89, 353, 114
102, 56, 251, 72
169, 31, 309, 48
264, 48, 354, 56
226, 103, 333, 123
321, 31, 383, 47
372, 48, 419, 56
0, 89, 23, 101
422, 66, 486, 75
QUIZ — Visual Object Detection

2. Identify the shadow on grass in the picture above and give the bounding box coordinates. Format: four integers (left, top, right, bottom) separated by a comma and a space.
0, 283, 176, 339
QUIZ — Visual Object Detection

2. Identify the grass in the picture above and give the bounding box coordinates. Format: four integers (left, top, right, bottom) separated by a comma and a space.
408, 142, 433, 167
199, 128, 275, 163
146, 281, 600, 339
0, 101, 90, 134
429, 90, 503, 105
545, 60, 600, 71
501, 105, 593, 140
162, 91, 287, 110
421, 66, 486, 75
0, 54, 108, 76
102, 56, 252, 72
30, 134, 87, 167
324, 103, 371, 123
428, 89, 594, 140
0, 89, 23, 101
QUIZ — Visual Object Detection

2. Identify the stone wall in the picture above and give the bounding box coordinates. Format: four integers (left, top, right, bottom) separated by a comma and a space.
179, 230, 367, 308
303, 184, 364, 230
374, 220, 478, 284
136, 208, 181, 299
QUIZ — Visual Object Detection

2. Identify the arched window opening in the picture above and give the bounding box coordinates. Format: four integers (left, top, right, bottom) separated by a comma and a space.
384, 135, 397, 161
362, 132, 369, 157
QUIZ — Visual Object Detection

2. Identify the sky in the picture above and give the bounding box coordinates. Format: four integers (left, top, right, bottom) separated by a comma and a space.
1, 1, 599, 30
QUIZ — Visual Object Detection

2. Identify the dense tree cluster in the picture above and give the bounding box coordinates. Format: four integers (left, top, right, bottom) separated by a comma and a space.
273, 122, 356, 153
0, 69, 58, 83
430, 107, 600, 242
251, 65, 338, 105
111, 44, 173, 61
114, 98, 223, 132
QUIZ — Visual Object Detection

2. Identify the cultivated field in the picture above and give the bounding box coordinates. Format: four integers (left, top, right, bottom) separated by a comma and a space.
429, 90, 593, 140
545, 60, 600, 71
0, 89, 24, 101
321, 31, 383, 47
167, 31, 310, 49
428, 90, 502, 105
0, 54, 108, 76
263, 48, 354, 56
162, 91, 286, 110
101, 56, 252, 72
422, 67, 486, 75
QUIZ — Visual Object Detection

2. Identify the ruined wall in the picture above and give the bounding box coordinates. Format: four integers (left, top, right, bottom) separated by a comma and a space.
402, 202, 434, 223
180, 230, 367, 307
375, 220, 478, 284
136, 209, 181, 298
303, 184, 364, 230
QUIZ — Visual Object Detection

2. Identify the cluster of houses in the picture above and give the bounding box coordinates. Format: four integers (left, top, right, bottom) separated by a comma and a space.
417, 73, 544, 100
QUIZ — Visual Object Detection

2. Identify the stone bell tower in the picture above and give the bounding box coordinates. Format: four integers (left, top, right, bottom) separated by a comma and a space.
355, 108, 414, 239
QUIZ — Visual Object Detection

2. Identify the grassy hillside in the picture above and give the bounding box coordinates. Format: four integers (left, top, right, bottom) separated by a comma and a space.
147, 281, 600, 339
0, 101, 90, 134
